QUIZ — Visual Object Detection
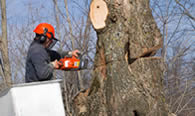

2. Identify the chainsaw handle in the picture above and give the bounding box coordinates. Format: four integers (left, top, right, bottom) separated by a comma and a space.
71, 52, 81, 59
56, 60, 64, 69
76, 52, 81, 57
58, 61, 63, 65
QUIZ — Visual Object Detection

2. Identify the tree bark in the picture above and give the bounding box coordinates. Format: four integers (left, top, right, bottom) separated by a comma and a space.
0, 0, 12, 86
74, 0, 168, 115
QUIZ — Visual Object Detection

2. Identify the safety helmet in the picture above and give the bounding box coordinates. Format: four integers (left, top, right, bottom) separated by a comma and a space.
33, 23, 56, 39
34, 23, 58, 49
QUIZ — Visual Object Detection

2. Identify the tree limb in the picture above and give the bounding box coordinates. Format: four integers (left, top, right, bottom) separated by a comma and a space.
175, 0, 195, 21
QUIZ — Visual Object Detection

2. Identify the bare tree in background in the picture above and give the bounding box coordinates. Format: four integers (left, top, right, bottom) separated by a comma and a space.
151, 0, 195, 115
57, 1, 94, 115
175, 0, 195, 21
0, 0, 12, 87
51, 1, 94, 115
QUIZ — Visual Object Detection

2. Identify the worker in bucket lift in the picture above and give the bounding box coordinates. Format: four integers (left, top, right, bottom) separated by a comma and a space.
25, 23, 80, 83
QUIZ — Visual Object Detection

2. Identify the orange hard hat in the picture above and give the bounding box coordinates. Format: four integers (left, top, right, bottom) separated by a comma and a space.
33, 23, 55, 39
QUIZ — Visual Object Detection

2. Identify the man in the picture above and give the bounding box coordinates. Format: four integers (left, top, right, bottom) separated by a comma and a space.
25, 23, 79, 83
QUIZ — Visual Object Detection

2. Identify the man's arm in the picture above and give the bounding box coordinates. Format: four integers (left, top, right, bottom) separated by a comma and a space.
56, 49, 80, 58
47, 49, 80, 61
31, 51, 54, 81
47, 49, 71, 61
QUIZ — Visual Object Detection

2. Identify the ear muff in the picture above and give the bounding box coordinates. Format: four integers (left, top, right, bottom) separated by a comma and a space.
40, 28, 48, 43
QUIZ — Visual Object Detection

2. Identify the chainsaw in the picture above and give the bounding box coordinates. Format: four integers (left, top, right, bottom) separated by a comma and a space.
57, 53, 88, 71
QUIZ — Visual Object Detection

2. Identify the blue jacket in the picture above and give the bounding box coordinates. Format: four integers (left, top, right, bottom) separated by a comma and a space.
25, 41, 68, 83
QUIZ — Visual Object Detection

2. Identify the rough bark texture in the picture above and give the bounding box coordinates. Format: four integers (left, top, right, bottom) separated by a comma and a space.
74, 0, 168, 116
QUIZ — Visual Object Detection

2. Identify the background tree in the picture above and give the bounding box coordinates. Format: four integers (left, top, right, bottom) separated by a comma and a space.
151, 0, 194, 115
0, 0, 11, 87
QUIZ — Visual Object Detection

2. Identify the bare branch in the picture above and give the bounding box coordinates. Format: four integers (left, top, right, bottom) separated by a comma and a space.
175, 0, 195, 21
64, 0, 75, 49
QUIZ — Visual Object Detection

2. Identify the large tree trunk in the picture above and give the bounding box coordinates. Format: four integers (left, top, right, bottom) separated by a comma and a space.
0, 0, 12, 86
73, 0, 168, 115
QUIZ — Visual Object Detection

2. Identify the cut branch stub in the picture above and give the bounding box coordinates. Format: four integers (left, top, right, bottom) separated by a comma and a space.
90, 0, 108, 29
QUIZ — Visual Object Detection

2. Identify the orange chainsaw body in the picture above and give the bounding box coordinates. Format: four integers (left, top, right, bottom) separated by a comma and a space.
59, 56, 80, 70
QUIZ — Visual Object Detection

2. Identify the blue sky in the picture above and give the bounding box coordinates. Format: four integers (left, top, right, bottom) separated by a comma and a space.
7, 0, 55, 25
6, 0, 90, 25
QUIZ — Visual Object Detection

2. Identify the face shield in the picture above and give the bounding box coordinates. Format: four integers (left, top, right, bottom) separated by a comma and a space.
48, 38, 58, 49
46, 32, 59, 49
